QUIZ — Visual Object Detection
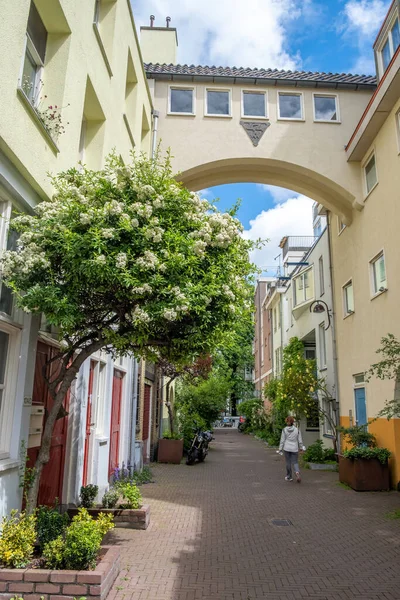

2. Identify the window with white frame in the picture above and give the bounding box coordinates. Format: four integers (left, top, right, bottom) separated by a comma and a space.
364, 153, 378, 194
242, 90, 267, 118
20, 2, 47, 105
319, 322, 327, 369
0, 323, 19, 459
293, 268, 314, 306
278, 92, 303, 120
313, 94, 339, 122
0, 202, 18, 317
205, 89, 231, 116
343, 280, 354, 316
319, 256, 325, 296
370, 252, 387, 295
169, 87, 194, 114
380, 17, 400, 72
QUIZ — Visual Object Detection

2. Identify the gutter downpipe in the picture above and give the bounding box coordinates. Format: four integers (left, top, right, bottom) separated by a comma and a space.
151, 110, 160, 159
129, 357, 139, 471
326, 213, 341, 453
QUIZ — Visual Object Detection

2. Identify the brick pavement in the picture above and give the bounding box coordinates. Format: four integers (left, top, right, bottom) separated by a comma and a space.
108, 430, 400, 600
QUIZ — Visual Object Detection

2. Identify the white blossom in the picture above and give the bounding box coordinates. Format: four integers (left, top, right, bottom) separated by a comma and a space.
116, 252, 127, 268
136, 250, 158, 270
102, 228, 115, 239
131, 218, 139, 228
131, 306, 151, 323
163, 308, 178, 321
95, 254, 106, 264
80, 213, 92, 225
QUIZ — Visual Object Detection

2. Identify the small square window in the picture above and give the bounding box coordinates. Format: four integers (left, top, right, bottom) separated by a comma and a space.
314, 95, 338, 122
206, 90, 230, 116
370, 252, 387, 295
278, 93, 303, 120
343, 281, 354, 316
364, 154, 377, 194
242, 91, 267, 118
354, 373, 365, 385
170, 88, 194, 114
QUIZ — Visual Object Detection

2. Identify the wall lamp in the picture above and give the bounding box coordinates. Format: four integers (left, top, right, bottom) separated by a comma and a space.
309, 300, 332, 330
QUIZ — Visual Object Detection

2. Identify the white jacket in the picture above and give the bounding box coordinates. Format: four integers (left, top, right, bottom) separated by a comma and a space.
279, 426, 304, 453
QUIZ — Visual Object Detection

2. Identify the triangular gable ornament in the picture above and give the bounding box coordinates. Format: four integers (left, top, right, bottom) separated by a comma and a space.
240, 120, 270, 147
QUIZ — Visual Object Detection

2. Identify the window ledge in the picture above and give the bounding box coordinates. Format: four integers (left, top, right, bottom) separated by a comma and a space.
204, 114, 232, 119
371, 288, 388, 300
123, 114, 135, 148
343, 311, 355, 320
167, 112, 196, 117
17, 88, 59, 154
277, 117, 305, 122
0, 458, 20, 473
364, 181, 379, 201
241, 115, 269, 121
314, 120, 341, 124
93, 23, 113, 78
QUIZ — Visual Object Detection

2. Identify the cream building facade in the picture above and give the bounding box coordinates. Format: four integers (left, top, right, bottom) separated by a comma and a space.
0, 0, 153, 515
143, 7, 400, 486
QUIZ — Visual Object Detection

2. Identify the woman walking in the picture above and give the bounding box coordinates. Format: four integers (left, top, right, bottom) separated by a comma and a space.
278, 416, 306, 482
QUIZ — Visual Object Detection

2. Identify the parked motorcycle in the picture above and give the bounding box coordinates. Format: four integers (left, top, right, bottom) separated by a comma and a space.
186, 429, 213, 465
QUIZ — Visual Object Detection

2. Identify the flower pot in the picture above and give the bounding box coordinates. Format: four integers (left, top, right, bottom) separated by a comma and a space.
158, 438, 184, 464
339, 455, 390, 491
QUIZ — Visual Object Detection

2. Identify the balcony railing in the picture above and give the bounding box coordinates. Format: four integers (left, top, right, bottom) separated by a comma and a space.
281, 236, 318, 259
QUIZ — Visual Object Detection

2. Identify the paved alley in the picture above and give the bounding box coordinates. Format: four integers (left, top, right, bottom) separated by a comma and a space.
108, 430, 400, 600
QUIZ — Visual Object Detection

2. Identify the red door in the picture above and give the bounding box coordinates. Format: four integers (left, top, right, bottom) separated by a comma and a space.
27, 341, 70, 506
142, 384, 151, 462
108, 369, 123, 477
82, 361, 95, 486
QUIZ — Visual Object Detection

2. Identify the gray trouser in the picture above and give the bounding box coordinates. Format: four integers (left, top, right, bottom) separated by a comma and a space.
284, 451, 299, 478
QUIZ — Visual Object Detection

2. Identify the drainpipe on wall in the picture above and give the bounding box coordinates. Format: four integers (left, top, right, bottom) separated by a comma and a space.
151, 110, 160, 159
129, 357, 139, 471
326, 212, 341, 452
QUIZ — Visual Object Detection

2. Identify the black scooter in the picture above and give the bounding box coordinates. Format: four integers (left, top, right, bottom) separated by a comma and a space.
186, 429, 213, 465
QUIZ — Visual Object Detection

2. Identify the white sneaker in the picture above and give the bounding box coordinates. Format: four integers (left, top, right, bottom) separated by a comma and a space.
285, 476, 293, 481
295, 471, 301, 483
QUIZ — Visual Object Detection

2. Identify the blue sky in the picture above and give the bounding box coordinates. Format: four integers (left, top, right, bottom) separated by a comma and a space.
132, 0, 390, 267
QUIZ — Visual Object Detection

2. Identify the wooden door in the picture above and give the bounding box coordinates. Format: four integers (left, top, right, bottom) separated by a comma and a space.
82, 361, 95, 486
108, 369, 123, 477
27, 341, 69, 506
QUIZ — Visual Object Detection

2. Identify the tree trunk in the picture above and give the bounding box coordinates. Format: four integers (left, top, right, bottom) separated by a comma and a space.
25, 340, 103, 514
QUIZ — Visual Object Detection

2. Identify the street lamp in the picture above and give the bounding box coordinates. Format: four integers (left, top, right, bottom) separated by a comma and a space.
309, 299, 332, 330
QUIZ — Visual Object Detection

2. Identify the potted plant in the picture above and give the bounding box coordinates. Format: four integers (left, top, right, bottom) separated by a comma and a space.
338, 425, 391, 491
158, 431, 184, 464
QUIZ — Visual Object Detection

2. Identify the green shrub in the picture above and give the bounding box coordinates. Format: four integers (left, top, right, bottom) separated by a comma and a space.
133, 466, 153, 485
0, 510, 36, 568
343, 446, 391, 464
43, 535, 65, 569
340, 425, 376, 448
101, 488, 119, 509
36, 504, 69, 551
118, 483, 142, 509
44, 508, 114, 571
80, 484, 98, 508
323, 447, 336, 461
303, 440, 337, 463
163, 431, 182, 440
178, 407, 207, 451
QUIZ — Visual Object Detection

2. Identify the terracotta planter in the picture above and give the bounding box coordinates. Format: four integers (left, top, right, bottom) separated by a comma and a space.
68, 505, 150, 529
339, 455, 390, 491
0, 545, 120, 599
158, 438, 184, 464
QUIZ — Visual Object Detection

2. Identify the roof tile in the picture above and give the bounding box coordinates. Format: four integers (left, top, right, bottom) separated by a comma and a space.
144, 63, 377, 87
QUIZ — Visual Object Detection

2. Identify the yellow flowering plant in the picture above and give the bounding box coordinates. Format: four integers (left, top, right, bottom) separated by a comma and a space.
0, 510, 36, 568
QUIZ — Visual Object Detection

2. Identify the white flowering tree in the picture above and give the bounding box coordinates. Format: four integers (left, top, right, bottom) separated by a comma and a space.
2, 152, 255, 511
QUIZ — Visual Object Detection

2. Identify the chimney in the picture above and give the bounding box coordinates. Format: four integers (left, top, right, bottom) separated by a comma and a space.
140, 15, 178, 64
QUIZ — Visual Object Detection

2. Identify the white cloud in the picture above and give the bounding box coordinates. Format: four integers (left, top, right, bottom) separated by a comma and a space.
340, 0, 391, 74
132, 0, 305, 70
243, 195, 314, 270
257, 184, 296, 204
